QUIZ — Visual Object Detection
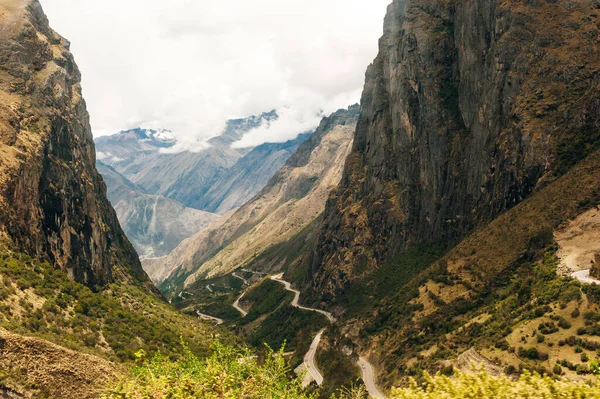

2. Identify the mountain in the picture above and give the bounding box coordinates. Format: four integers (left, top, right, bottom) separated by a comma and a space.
191, 133, 312, 214
0, 2, 228, 397
97, 162, 219, 258
94, 111, 307, 214
143, 105, 359, 289
95, 127, 242, 210
297, 0, 600, 388
0, 0, 148, 289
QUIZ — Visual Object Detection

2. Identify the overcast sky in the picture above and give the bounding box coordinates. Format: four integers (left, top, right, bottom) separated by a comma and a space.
40, 0, 389, 148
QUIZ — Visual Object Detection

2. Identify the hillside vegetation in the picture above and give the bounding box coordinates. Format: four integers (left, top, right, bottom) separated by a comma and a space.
107, 350, 600, 399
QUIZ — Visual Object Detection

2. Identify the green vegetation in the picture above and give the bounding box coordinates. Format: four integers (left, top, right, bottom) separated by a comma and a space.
242, 279, 294, 323
389, 369, 600, 399
329, 244, 449, 319
104, 341, 317, 399
0, 250, 223, 362
316, 327, 362, 399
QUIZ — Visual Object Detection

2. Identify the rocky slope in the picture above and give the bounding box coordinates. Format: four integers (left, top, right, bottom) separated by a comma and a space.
309, 0, 600, 299
0, 328, 116, 399
144, 105, 359, 290
97, 162, 219, 258
0, 0, 148, 288
275, 0, 600, 389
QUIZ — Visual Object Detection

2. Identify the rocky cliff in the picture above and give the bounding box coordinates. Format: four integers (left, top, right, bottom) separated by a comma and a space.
0, 0, 149, 287
145, 105, 359, 291
310, 0, 600, 297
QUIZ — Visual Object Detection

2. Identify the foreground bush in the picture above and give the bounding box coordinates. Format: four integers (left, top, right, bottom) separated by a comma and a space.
106, 345, 600, 399
391, 369, 600, 399
104, 340, 316, 399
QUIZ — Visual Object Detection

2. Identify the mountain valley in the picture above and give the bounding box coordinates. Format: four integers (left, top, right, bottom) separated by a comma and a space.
1, 0, 600, 398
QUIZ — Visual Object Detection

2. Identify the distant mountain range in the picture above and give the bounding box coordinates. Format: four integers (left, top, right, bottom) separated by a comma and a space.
95, 112, 311, 257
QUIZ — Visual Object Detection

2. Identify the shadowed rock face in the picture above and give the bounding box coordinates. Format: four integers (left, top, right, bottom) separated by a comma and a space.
0, 0, 150, 288
593, 252, 600, 279
310, 0, 600, 297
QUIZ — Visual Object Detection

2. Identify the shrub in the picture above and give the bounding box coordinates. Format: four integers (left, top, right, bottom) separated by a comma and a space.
538, 322, 559, 334
390, 369, 600, 398
104, 341, 316, 399
557, 317, 572, 329
582, 353, 590, 362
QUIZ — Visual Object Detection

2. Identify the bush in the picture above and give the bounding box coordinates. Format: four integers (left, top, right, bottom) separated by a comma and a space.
104, 341, 316, 399
391, 369, 600, 398
557, 317, 572, 329
538, 322, 559, 334
582, 353, 590, 362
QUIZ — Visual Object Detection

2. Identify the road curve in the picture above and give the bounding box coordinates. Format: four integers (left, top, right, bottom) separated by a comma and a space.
196, 310, 224, 325
232, 291, 248, 317
301, 329, 325, 387
572, 269, 600, 285
270, 274, 336, 323
358, 357, 386, 399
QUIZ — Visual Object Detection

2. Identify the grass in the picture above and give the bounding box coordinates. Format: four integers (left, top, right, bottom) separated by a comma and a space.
0, 249, 226, 363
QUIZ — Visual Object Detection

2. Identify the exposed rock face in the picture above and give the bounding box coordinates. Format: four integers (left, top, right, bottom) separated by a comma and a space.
97, 162, 220, 259
592, 252, 600, 279
0, 0, 149, 287
310, 0, 600, 297
145, 105, 359, 290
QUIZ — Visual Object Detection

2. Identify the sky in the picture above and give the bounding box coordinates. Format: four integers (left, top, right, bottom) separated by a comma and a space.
40, 0, 389, 148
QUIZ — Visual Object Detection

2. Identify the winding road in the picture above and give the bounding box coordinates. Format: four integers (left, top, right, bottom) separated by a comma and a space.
270, 274, 336, 323
572, 269, 600, 285
232, 291, 249, 317
358, 357, 387, 399
196, 310, 224, 325
231, 271, 385, 396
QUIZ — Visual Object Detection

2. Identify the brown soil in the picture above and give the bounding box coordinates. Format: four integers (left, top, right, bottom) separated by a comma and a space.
0, 329, 118, 399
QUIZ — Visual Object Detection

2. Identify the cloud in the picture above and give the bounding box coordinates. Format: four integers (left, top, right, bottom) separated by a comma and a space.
40, 0, 389, 146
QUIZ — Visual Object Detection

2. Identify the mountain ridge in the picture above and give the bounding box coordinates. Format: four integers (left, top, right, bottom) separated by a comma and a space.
0, 0, 149, 289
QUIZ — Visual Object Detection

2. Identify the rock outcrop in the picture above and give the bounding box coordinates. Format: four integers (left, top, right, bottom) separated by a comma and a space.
0, 0, 149, 287
592, 251, 600, 279
310, 0, 600, 297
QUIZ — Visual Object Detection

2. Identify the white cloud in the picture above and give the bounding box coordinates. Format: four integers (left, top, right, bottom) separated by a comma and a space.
40, 0, 389, 146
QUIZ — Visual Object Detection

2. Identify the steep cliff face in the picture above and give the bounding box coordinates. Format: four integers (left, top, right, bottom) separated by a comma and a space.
0, 0, 148, 287
146, 106, 358, 291
311, 0, 600, 296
